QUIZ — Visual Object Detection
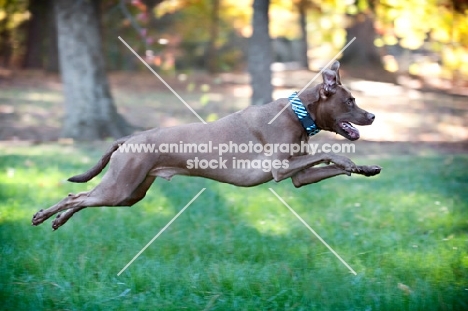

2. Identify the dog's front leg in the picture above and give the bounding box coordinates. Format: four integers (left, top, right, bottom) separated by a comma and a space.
291, 165, 382, 188
291, 164, 349, 187
272, 153, 356, 182
291, 164, 382, 188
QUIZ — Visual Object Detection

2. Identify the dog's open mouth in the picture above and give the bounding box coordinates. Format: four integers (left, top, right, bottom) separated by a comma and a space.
339, 121, 360, 140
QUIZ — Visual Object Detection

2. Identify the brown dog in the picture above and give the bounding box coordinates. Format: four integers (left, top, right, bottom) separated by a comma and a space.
32, 61, 380, 230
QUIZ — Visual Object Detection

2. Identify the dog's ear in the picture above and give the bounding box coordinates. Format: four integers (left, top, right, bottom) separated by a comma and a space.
330, 61, 341, 85
320, 69, 338, 99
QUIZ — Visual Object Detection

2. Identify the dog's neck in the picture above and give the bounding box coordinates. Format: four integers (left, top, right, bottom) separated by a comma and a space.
289, 92, 321, 136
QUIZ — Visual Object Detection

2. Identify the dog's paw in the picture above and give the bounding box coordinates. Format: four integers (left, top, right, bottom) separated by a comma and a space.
32, 209, 48, 226
52, 213, 65, 230
355, 165, 381, 176
52, 210, 75, 230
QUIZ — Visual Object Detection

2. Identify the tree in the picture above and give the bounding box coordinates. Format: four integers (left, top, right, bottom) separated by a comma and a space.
296, 0, 311, 69
0, 0, 12, 67
54, 0, 132, 140
247, 0, 273, 105
338, 0, 468, 77
339, 2, 383, 69
23, 0, 58, 71
23, 0, 46, 69
373, 0, 468, 77
207, 0, 220, 73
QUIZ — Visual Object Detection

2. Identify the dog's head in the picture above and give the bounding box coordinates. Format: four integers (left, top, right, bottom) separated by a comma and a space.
300, 61, 375, 141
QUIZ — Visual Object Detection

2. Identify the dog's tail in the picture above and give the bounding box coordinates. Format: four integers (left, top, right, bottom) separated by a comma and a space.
67, 136, 130, 183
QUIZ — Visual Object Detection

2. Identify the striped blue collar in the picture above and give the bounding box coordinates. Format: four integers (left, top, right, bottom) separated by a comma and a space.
289, 91, 321, 136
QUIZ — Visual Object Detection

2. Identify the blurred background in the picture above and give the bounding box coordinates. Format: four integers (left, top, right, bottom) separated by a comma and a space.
0, 0, 467, 142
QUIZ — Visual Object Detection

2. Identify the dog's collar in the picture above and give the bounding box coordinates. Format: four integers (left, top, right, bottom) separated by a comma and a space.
289, 91, 321, 136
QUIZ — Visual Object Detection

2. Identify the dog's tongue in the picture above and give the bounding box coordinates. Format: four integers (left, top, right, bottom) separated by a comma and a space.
340, 122, 360, 139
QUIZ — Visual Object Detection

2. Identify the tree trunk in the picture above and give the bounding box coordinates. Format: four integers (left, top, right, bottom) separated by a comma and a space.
247, 0, 273, 105
206, 0, 220, 73
23, 0, 58, 71
55, 0, 132, 140
45, 0, 59, 72
0, 0, 13, 67
23, 0, 46, 68
339, 13, 383, 68
297, 0, 308, 69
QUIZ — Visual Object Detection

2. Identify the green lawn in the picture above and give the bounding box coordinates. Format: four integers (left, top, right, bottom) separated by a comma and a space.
0, 144, 467, 310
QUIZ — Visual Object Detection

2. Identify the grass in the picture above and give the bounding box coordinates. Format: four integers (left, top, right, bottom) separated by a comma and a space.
0, 144, 467, 310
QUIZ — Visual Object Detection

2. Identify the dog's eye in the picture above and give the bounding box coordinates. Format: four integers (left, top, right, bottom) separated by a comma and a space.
346, 98, 354, 106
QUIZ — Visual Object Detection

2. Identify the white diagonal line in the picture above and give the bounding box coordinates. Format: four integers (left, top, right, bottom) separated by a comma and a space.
118, 36, 207, 124
268, 37, 356, 125
268, 188, 357, 275
117, 188, 206, 276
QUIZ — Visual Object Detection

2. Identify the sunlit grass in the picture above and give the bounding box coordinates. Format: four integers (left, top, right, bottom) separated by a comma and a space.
0, 145, 467, 310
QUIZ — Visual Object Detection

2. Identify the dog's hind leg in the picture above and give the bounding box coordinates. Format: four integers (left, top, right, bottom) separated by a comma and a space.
32, 155, 154, 228
31, 192, 90, 227
48, 175, 157, 230
118, 175, 156, 206
49, 176, 157, 230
